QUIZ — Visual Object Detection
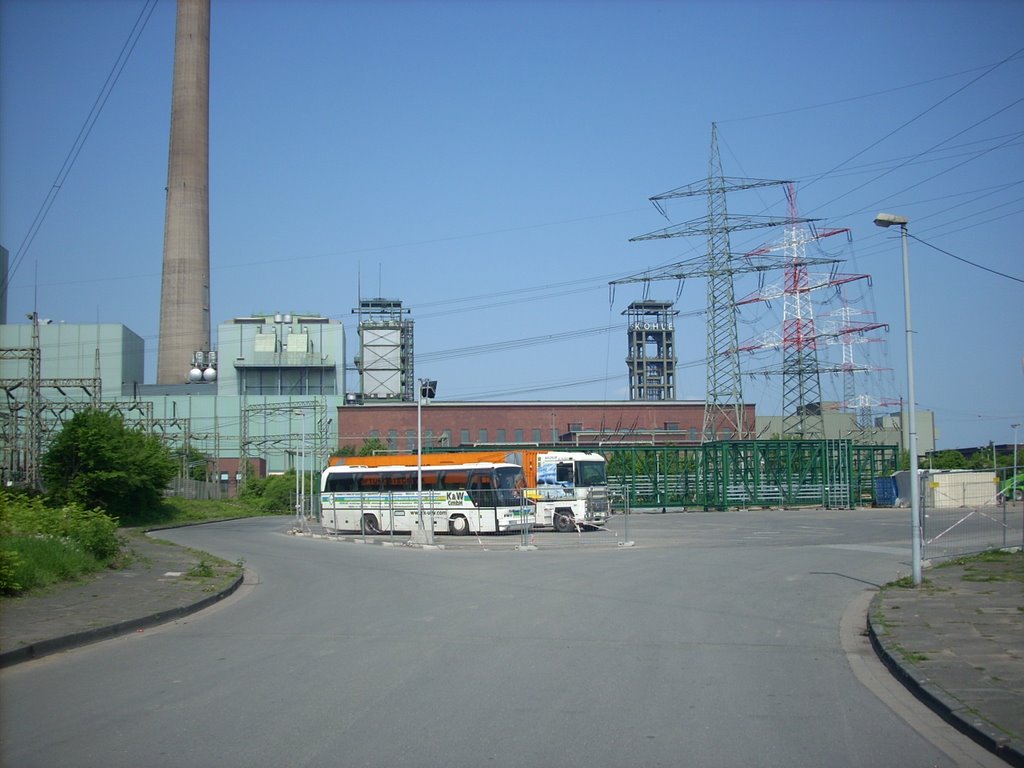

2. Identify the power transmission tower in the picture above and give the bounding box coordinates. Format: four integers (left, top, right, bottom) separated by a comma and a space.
735, 184, 862, 438
611, 124, 822, 440
819, 291, 891, 433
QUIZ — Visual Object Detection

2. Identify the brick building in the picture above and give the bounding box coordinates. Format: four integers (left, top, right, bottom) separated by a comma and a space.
334, 400, 756, 452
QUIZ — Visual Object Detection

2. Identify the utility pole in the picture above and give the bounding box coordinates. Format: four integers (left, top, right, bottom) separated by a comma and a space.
26, 312, 42, 490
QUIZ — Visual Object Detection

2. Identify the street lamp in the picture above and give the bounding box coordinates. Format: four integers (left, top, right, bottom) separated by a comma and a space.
874, 212, 921, 585
1012, 423, 1021, 503
293, 409, 306, 525
417, 379, 438, 544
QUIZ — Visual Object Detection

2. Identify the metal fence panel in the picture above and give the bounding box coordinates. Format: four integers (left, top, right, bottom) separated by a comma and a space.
921, 476, 1024, 560
603, 440, 896, 511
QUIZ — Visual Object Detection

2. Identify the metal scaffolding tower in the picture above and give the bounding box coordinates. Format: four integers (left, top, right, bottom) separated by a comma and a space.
611, 124, 820, 440
352, 298, 414, 402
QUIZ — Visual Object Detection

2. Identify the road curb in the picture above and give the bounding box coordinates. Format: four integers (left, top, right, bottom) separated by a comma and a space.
867, 592, 1024, 768
0, 573, 243, 669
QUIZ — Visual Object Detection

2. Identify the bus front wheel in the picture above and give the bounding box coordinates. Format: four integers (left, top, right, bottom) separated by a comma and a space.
553, 510, 575, 533
362, 514, 381, 535
449, 515, 470, 536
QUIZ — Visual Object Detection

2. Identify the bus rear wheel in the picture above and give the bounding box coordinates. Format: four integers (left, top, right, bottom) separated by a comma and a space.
362, 514, 381, 535
553, 510, 575, 533
449, 515, 470, 536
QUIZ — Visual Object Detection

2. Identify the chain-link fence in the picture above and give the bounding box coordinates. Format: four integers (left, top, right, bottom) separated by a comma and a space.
920, 474, 1024, 560
165, 476, 224, 500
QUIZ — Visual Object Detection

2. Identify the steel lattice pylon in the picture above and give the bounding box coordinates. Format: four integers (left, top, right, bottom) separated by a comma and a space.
779, 185, 828, 438
820, 291, 891, 433
737, 186, 881, 438
701, 125, 744, 440
611, 124, 819, 441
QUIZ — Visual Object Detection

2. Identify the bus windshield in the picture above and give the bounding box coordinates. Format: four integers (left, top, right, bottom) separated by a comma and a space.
495, 466, 526, 505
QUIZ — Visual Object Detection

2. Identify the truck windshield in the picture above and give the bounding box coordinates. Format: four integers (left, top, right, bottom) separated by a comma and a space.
575, 461, 607, 487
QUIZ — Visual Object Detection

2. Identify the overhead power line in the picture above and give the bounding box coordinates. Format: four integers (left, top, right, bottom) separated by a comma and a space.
908, 233, 1024, 284
800, 45, 1024, 198
2, 0, 159, 298
718, 51, 1024, 123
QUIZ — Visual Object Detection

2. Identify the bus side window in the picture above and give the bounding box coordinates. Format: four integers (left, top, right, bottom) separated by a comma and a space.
358, 473, 382, 493
386, 472, 414, 492
421, 471, 438, 491
326, 474, 346, 493
439, 470, 468, 491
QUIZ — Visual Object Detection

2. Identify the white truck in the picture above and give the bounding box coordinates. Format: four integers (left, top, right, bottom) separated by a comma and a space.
528, 450, 611, 532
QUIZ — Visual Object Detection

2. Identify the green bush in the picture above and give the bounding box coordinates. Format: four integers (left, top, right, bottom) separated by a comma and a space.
160, 496, 270, 521
238, 471, 299, 514
0, 494, 120, 595
0, 547, 22, 595
0, 493, 120, 560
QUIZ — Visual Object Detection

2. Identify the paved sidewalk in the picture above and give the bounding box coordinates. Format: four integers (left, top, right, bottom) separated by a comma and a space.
869, 551, 1024, 767
0, 527, 242, 667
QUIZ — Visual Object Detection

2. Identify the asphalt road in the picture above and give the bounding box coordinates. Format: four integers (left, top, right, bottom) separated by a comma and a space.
0, 509, 1005, 767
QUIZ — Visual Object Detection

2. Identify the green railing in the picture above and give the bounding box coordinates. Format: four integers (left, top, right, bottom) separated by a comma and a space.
604, 440, 898, 511
421, 441, 898, 511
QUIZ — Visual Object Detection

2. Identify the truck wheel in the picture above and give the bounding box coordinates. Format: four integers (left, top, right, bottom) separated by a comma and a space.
449, 515, 470, 535
553, 511, 575, 533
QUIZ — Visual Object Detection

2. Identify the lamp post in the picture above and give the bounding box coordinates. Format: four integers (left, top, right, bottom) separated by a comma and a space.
874, 212, 921, 585
1012, 423, 1021, 503
417, 379, 438, 544
293, 409, 306, 525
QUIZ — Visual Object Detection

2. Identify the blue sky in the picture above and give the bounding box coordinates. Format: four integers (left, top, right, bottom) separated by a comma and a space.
1, 0, 1022, 451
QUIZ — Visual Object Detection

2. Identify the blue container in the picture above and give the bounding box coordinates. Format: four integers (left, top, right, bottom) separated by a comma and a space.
874, 476, 897, 507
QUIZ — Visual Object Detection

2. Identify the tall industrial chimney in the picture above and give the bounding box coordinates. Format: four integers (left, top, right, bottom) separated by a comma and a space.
157, 0, 210, 384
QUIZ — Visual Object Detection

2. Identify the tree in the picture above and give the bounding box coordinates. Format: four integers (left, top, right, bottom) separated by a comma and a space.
41, 409, 178, 522
928, 450, 967, 469
357, 437, 389, 456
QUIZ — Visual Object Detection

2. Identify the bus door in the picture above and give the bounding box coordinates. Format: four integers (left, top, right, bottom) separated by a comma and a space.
467, 471, 497, 510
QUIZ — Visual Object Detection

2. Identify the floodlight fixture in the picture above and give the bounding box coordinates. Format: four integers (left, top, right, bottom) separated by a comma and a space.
873, 212, 908, 228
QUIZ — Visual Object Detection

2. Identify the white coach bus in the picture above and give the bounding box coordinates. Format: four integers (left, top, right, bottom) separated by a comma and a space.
320, 461, 533, 535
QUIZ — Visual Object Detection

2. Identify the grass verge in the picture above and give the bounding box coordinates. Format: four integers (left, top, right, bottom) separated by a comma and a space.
936, 549, 1024, 584
2, 535, 107, 594
3, 497, 272, 597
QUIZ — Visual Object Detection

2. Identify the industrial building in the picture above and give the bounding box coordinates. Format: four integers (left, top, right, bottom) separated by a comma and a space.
0, 313, 345, 493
